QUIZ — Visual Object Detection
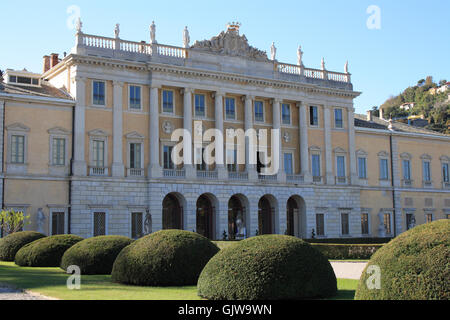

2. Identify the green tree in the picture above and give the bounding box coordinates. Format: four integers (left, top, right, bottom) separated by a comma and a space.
0, 209, 30, 235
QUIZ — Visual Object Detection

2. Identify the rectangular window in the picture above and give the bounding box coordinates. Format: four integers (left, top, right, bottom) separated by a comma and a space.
162, 90, 174, 113
361, 213, 369, 235
403, 160, 411, 180
93, 140, 105, 168
310, 106, 318, 126
93, 212, 106, 236
51, 212, 65, 235
225, 98, 235, 120
130, 143, 142, 169
195, 147, 207, 171
284, 153, 293, 175
334, 109, 343, 128
358, 157, 367, 179
226, 148, 237, 172
93, 81, 105, 106
195, 94, 205, 117
131, 212, 143, 239
380, 158, 389, 180
282, 104, 291, 125
384, 213, 391, 234
423, 161, 431, 182
341, 213, 349, 235
129, 85, 141, 110
9, 75, 17, 83
443, 163, 450, 182
336, 156, 346, 178
11, 135, 25, 164
52, 138, 65, 166
254, 101, 264, 122
406, 213, 414, 230
163, 145, 174, 169
316, 213, 325, 236
425, 213, 433, 223
312, 154, 321, 178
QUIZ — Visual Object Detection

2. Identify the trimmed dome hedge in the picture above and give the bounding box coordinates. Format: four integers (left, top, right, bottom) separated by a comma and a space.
0, 231, 46, 261
111, 230, 219, 286
197, 235, 337, 300
355, 219, 450, 300
15, 234, 83, 267
61, 235, 133, 274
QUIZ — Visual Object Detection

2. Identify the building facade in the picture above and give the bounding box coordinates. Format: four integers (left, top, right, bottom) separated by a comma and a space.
1, 22, 449, 240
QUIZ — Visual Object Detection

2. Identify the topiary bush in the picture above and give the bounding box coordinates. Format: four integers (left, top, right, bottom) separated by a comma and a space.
197, 235, 337, 300
15, 234, 83, 267
61, 235, 133, 275
355, 219, 450, 300
111, 230, 219, 286
0, 231, 46, 261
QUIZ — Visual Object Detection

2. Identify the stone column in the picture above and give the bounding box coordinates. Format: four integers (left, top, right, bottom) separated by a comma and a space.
72, 77, 87, 176
244, 95, 258, 181
214, 91, 227, 180
324, 104, 334, 184
183, 88, 195, 179
0, 100, 4, 174
298, 102, 311, 182
149, 85, 162, 178
347, 106, 358, 184
273, 98, 286, 183
111, 81, 124, 177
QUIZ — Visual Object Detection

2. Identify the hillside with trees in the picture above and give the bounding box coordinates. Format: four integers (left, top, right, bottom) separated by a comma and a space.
377, 76, 450, 134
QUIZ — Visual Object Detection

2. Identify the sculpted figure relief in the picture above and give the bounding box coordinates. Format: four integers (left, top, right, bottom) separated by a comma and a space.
191, 27, 269, 61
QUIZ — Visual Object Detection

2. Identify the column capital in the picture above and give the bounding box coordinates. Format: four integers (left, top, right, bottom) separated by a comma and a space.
112, 80, 124, 88
272, 97, 283, 104
181, 87, 194, 95
150, 84, 161, 89
296, 101, 306, 108
74, 76, 87, 84
212, 90, 225, 98
242, 94, 255, 102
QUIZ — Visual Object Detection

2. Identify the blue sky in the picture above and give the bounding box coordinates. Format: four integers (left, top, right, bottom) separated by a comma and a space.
1, 0, 449, 114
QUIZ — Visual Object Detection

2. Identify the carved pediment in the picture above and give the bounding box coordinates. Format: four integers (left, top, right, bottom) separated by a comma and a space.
6, 123, 30, 132
88, 129, 109, 137
48, 127, 70, 135
191, 27, 269, 62
125, 131, 145, 140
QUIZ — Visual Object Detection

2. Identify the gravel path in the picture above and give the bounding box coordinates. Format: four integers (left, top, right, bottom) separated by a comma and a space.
0, 284, 55, 300
331, 262, 368, 280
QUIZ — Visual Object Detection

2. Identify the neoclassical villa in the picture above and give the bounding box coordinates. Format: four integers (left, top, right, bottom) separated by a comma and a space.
0, 22, 449, 240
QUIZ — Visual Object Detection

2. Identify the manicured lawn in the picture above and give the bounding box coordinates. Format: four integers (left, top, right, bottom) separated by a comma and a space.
0, 261, 358, 300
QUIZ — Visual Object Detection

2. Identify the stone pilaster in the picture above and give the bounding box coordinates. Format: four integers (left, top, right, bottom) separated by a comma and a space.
347, 106, 358, 184
149, 85, 162, 178
244, 95, 258, 181
214, 91, 227, 180
298, 102, 312, 182
72, 76, 87, 176
111, 81, 124, 177
273, 98, 286, 182
324, 104, 334, 184
183, 88, 196, 179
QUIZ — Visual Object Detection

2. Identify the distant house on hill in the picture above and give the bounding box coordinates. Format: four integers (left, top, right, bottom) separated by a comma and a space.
399, 102, 415, 111
429, 82, 450, 95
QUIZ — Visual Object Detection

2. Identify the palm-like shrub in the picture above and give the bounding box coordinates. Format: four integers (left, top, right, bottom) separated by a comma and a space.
0, 231, 45, 261
111, 230, 219, 286
355, 219, 449, 300
197, 235, 337, 300
15, 234, 83, 267
61, 235, 133, 274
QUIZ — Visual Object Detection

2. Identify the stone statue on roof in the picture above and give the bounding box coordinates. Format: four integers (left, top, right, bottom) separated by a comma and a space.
270, 42, 276, 60
297, 45, 303, 66
150, 21, 157, 44
114, 23, 120, 39
183, 26, 190, 48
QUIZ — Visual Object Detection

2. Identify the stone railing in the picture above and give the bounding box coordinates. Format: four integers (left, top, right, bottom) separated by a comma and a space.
287, 174, 304, 183
276, 62, 351, 83
228, 171, 249, 181
258, 174, 278, 181
127, 168, 145, 177
163, 169, 186, 178
89, 167, 108, 176
197, 170, 218, 180
77, 33, 187, 58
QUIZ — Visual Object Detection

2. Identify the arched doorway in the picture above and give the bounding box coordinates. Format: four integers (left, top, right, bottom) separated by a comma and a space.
286, 195, 306, 238
196, 195, 215, 239
228, 195, 246, 240
162, 193, 183, 229
258, 196, 275, 235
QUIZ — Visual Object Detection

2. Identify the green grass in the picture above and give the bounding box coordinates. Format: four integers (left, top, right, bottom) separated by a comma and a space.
0, 261, 358, 300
